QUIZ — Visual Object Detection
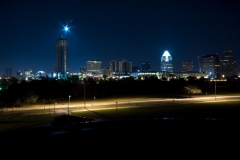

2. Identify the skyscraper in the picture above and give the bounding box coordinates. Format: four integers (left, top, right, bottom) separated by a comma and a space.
220, 50, 238, 78
55, 38, 68, 75
110, 60, 120, 75
201, 54, 220, 78
161, 51, 173, 72
121, 59, 132, 75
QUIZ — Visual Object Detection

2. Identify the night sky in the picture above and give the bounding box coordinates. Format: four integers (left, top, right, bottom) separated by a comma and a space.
1, 0, 240, 76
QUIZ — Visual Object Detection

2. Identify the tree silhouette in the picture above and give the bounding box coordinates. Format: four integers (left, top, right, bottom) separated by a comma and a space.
183, 85, 202, 98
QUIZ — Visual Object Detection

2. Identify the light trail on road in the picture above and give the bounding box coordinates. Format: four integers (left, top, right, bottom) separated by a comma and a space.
2, 95, 240, 113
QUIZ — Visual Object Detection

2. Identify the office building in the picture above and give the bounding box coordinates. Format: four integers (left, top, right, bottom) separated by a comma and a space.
121, 59, 132, 75
161, 51, 173, 72
102, 68, 111, 77
86, 60, 102, 77
182, 61, 193, 72
5, 68, 12, 78
17, 70, 22, 79
80, 66, 86, 74
110, 60, 120, 75
110, 59, 132, 76
220, 50, 238, 78
55, 38, 68, 75
142, 62, 151, 71
201, 54, 220, 78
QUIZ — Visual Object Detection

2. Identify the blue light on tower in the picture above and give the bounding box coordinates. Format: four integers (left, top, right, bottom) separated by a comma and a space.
62, 25, 70, 38
64, 26, 69, 31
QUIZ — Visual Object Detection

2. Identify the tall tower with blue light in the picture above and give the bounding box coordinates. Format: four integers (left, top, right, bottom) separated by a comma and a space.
161, 50, 173, 72
55, 26, 69, 77
55, 38, 68, 75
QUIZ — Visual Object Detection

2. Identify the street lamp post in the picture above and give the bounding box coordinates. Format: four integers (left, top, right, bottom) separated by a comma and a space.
43, 99, 45, 110
84, 82, 86, 108
211, 80, 217, 100
215, 81, 216, 100
173, 100, 174, 119
54, 100, 55, 115
68, 95, 71, 115
0, 110, 2, 132
116, 102, 118, 115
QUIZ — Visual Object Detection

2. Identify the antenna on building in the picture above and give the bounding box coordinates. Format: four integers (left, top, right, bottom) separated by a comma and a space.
198, 56, 201, 72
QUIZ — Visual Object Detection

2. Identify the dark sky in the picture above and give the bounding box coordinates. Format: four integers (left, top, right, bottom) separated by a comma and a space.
1, 0, 240, 76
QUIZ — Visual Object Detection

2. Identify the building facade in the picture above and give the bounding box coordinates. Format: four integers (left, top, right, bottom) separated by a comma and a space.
201, 54, 220, 79
55, 38, 68, 75
219, 50, 238, 78
102, 68, 111, 77
110, 59, 132, 76
161, 51, 173, 72
86, 60, 102, 77
182, 61, 193, 72
80, 66, 86, 74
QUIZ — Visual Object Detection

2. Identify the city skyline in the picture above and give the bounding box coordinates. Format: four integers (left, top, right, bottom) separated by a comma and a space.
1, 0, 240, 76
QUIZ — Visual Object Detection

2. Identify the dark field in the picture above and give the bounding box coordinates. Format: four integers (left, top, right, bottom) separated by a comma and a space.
1, 97, 240, 153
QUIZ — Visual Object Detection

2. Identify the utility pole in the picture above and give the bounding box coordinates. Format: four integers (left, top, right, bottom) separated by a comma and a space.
215, 81, 216, 100
68, 95, 71, 115
116, 102, 118, 115
84, 82, 86, 109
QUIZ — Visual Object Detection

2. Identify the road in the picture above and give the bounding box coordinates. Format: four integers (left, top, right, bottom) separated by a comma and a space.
1, 95, 240, 113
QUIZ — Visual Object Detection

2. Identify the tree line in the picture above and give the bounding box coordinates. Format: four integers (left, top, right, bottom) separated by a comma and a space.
0, 76, 239, 107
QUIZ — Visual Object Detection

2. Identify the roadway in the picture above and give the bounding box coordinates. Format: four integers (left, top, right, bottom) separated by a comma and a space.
1, 94, 240, 113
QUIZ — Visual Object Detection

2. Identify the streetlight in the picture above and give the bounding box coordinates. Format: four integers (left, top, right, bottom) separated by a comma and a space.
68, 95, 71, 115
84, 81, 86, 108
211, 79, 217, 100
43, 99, 45, 115
215, 80, 216, 100
173, 100, 174, 119
0, 110, 2, 132
116, 102, 118, 115
54, 100, 55, 115
211, 79, 226, 100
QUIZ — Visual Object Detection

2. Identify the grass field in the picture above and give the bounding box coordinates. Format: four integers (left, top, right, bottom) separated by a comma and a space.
1, 96, 240, 132
72, 100, 240, 119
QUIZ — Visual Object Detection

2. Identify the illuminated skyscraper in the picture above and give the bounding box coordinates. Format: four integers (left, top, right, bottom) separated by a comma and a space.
220, 50, 238, 78
161, 51, 173, 72
55, 38, 68, 75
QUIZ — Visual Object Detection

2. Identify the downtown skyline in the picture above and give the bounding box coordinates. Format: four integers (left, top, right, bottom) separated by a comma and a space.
1, 0, 240, 76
